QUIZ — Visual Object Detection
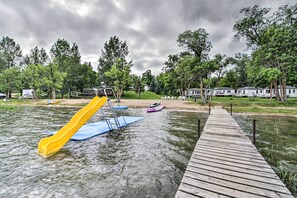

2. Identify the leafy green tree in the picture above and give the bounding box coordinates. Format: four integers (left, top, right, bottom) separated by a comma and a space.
98, 36, 132, 87
163, 54, 179, 72
234, 4, 296, 103
177, 28, 213, 103
229, 53, 250, 88
213, 54, 229, 83
105, 58, 131, 101
160, 54, 180, 95
44, 63, 66, 99
0, 68, 22, 98
175, 55, 197, 97
142, 69, 154, 89
50, 39, 82, 97
260, 68, 281, 102
233, 5, 271, 48
218, 70, 238, 88
0, 36, 22, 71
68, 62, 98, 94
22, 64, 47, 99
24, 46, 49, 66
177, 28, 212, 62
131, 74, 144, 99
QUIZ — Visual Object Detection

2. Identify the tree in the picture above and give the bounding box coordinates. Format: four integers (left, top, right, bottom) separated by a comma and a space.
68, 62, 98, 94
44, 63, 66, 99
142, 69, 154, 89
105, 58, 131, 101
163, 54, 179, 72
175, 55, 196, 97
260, 68, 281, 102
177, 28, 212, 62
50, 39, 82, 98
131, 74, 144, 99
229, 53, 250, 88
98, 36, 132, 87
24, 46, 49, 66
213, 54, 229, 83
22, 64, 47, 99
0, 68, 22, 98
0, 36, 22, 71
177, 28, 213, 103
234, 4, 297, 103
233, 5, 271, 48
218, 70, 238, 88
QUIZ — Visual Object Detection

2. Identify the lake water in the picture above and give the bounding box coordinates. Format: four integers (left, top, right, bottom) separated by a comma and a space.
0, 106, 207, 197
234, 114, 297, 196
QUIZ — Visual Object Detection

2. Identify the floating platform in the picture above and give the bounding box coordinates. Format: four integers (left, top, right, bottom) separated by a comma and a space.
49, 116, 142, 141
112, 105, 129, 110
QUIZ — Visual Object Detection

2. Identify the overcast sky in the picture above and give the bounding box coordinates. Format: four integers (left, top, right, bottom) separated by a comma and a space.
0, 0, 295, 75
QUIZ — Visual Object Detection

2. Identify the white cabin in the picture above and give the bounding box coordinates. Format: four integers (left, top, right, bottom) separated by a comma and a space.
22, 89, 34, 99
212, 87, 235, 97
285, 86, 297, 98
188, 88, 201, 97
236, 87, 258, 97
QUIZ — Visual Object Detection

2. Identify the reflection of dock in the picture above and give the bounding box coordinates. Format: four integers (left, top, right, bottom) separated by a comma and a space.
175, 107, 293, 198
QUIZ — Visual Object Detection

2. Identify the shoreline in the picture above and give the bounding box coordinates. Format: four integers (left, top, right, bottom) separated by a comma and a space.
1, 98, 296, 117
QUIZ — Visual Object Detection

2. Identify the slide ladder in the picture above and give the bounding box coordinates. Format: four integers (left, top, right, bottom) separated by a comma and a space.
101, 88, 127, 131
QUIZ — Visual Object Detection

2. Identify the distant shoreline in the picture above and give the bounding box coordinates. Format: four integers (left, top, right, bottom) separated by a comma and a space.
1, 98, 296, 117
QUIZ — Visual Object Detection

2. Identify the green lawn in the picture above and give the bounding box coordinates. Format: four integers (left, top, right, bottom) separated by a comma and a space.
187, 96, 297, 115
122, 91, 162, 100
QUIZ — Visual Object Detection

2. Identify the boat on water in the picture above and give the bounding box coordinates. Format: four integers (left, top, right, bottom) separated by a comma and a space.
147, 102, 165, 113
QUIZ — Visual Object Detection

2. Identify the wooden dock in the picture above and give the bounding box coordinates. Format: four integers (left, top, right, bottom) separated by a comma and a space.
175, 107, 293, 198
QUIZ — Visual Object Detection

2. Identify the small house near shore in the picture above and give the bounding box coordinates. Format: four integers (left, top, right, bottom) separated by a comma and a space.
236, 87, 258, 97
187, 88, 201, 97
212, 87, 235, 97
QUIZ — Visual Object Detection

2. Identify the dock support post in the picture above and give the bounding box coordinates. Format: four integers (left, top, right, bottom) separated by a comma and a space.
253, 119, 256, 145
208, 102, 211, 115
198, 119, 201, 139
231, 103, 233, 116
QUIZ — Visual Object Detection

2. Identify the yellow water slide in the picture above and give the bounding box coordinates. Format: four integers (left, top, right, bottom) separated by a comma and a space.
38, 96, 108, 157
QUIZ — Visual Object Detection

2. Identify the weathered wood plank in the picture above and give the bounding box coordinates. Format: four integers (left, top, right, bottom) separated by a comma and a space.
190, 158, 278, 178
184, 171, 292, 197
193, 149, 268, 164
178, 183, 230, 198
186, 166, 292, 195
195, 147, 264, 160
192, 152, 272, 169
196, 144, 263, 158
192, 155, 275, 174
188, 162, 285, 186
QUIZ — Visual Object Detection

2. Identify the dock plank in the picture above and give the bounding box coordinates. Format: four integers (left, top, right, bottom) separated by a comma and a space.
175, 107, 294, 198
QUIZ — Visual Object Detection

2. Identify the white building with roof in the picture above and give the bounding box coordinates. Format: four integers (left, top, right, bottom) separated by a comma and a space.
236, 87, 258, 97
212, 87, 235, 97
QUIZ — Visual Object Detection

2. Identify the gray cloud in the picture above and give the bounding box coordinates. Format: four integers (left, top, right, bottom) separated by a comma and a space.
0, 0, 295, 76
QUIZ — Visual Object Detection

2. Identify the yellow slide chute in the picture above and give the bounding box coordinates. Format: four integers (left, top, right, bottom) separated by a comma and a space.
38, 96, 107, 157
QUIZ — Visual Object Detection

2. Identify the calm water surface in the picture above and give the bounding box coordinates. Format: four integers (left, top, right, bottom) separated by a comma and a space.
0, 106, 207, 197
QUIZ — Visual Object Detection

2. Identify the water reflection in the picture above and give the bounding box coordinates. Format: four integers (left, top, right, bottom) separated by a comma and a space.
0, 106, 206, 197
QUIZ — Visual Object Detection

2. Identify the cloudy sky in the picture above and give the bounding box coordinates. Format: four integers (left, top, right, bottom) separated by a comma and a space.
0, 0, 294, 75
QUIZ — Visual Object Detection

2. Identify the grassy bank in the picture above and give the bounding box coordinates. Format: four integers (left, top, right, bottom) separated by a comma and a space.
122, 91, 162, 100
187, 96, 297, 115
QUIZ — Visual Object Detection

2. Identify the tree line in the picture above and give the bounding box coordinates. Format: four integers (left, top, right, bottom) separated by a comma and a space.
156, 3, 296, 103
0, 3, 296, 103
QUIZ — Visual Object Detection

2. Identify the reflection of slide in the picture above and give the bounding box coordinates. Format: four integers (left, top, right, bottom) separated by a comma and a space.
38, 96, 108, 157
